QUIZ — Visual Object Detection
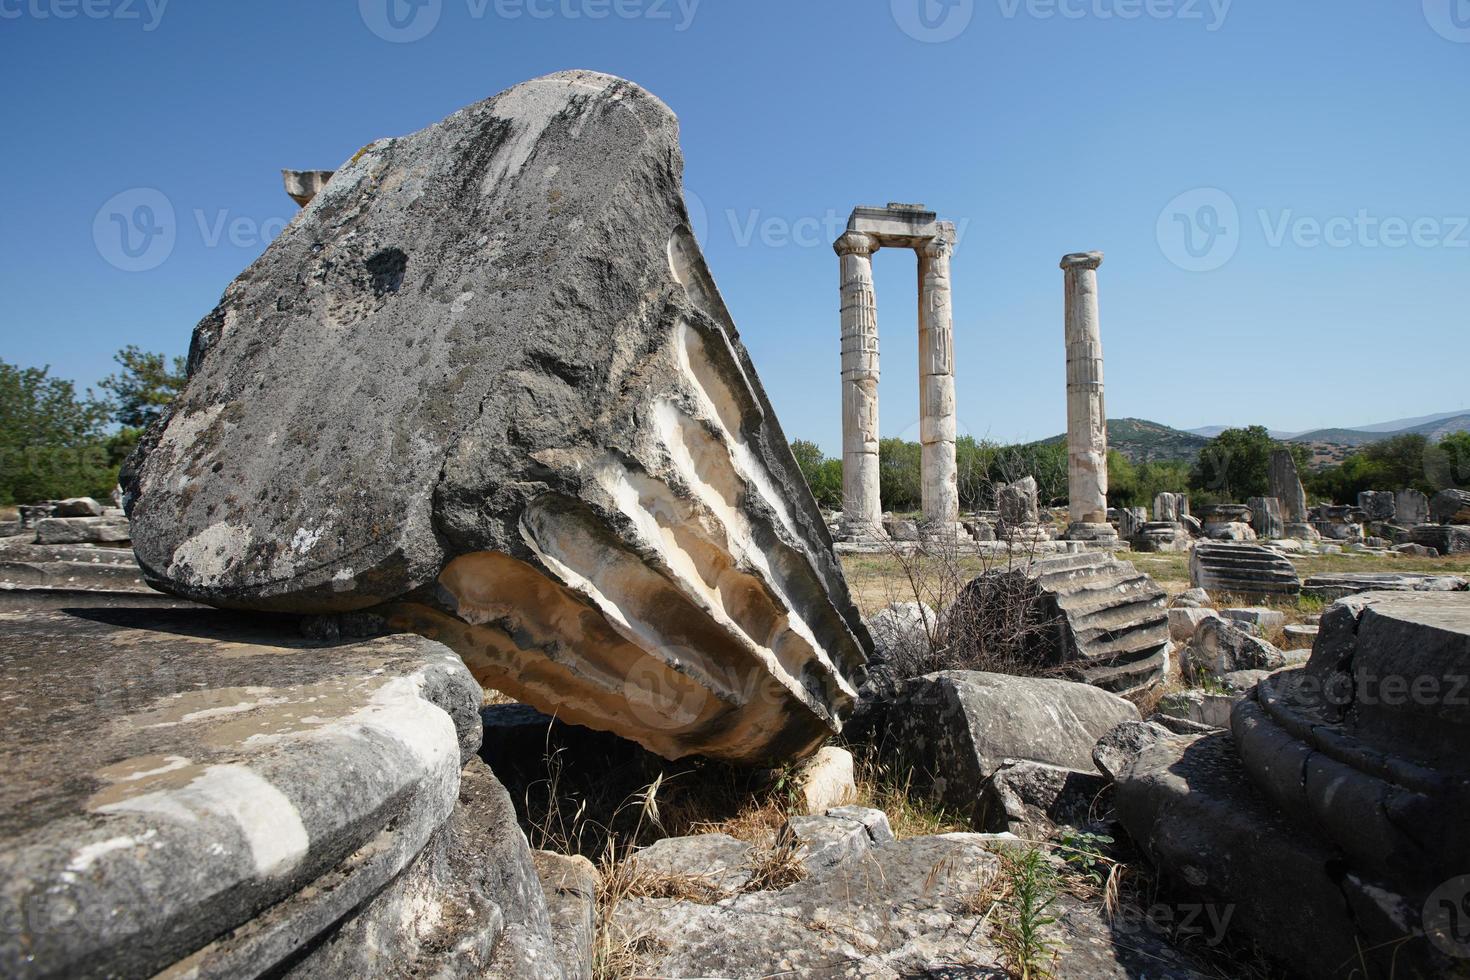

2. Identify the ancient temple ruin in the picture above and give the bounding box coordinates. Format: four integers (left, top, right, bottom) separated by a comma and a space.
834, 205, 958, 538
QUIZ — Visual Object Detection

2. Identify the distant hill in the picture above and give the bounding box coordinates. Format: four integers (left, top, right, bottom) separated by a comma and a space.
1048, 414, 1470, 469
1045, 418, 1209, 464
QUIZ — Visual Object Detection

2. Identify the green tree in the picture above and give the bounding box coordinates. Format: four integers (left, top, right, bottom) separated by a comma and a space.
1189, 426, 1280, 503
0, 360, 114, 504
879, 438, 922, 513
789, 439, 843, 510
99, 346, 187, 464
1106, 450, 1139, 507
1425, 431, 1470, 492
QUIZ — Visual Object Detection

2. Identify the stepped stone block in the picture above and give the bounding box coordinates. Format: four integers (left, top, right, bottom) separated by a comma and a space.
122, 72, 867, 766
1189, 542, 1302, 599
949, 551, 1171, 694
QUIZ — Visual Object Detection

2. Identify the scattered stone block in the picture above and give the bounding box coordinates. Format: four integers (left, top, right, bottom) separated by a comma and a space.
795, 746, 856, 814
1157, 689, 1235, 729
33, 516, 130, 545
1247, 496, 1284, 539
1190, 542, 1301, 599
1184, 617, 1286, 680
1412, 524, 1470, 555
1356, 490, 1397, 523
54, 496, 103, 517
1219, 606, 1286, 632
1394, 542, 1438, 558
536, 852, 599, 980
1431, 488, 1470, 525
980, 760, 1107, 838
1304, 571, 1468, 601
1395, 488, 1430, 526
886, 670, 1139, 815
1282, 624, 1319, 649
1169, 587, 1211, 608
1168, 607, 1220, 643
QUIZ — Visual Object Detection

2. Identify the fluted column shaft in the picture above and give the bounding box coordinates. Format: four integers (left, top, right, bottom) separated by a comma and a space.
1062, 251, 1109, 529
919, 233, 958, 525
836, 232, 882, 530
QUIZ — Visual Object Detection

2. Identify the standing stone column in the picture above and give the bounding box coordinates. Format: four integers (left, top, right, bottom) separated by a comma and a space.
918, 230, 959, 527
836, 231, 883, 536
1061, 251, 1115, 541
1270, 449, 1318, 540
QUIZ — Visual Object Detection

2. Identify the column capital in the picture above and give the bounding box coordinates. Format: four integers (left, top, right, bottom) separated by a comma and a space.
834, 231, 879, 257
1060, 251, 1103, 271
920, 234, 952, 260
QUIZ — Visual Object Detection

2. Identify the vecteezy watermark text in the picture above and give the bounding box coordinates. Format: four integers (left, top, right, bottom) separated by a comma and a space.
93, 188, 292, 272
360, 0, 700, 43
996, 0, 1231, 31
0, 0, 168, 30
1158, 188, 1469, 272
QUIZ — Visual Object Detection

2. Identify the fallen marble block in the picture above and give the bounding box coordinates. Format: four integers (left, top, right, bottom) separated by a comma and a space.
1430, 488, 1470, 525
0, 594, 559, 979
1189, 541, 1301, 599
1303, 571, 1469, 602
33, 516, 130, 545
123, 71, 867, 765
1412, 523, 1470, 555
886, 669, 1138, 816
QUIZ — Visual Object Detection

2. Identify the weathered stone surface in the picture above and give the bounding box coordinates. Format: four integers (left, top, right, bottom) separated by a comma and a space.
0, 594, 563, 979
1152, 491, 1190, 523
33, 516, 130, 545
1411, 523, 1470, 555
1313, 504, 1366, 542
780, 808, 891, 874
1168, 606, 1220, 643
1117, 592, 1470, 980
997, 475, 1041, 526
1189, 541, 1301, 599
1183, 617, 1285, 680
123, 71, 867, 766
1304, 571, 1469, 601
1355, 490, 1396, 522
1396, 488, 1430, 526
1431, 488, 1470, 525
980, 759, 1107, 837
627, 833, 756, 894
949, 551, 1171, 695
1169, 587, 1211, 608
610, 830, 1003, 977
1394, 542, 1439, 558
54, 497, 104, 517
1157, 689, 1235, 729
1246, 496, 1283, 539
1282, 623, 1319, 649
1269, 449, 1308, 523
1092, 719, 1174, 781
535, 852, 599, 980
887, 670, 1139, 814
794, 745, 856, 814
1218, 606, 1286, 632
287, 759, 560, 980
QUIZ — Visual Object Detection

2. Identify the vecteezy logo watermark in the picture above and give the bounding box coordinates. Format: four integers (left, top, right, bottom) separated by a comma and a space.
1424, 875, 1470, 958
892, 0, 975, 43
1159, 189, 1470, 271
1424, 0, 1470, 43
1157, 188, 1239, 272
93, 188, 176, 273
997, 0, 1231, 30
361, 0, 699, 42
0, 0, 169, 30
94, 188, 293, 272
359, 0, 442, 43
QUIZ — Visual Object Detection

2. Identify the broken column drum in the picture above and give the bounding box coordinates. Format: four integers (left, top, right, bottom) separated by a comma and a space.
124, 71, 870, 768
1060, 252, 1115, 542
834, 205, 959, 535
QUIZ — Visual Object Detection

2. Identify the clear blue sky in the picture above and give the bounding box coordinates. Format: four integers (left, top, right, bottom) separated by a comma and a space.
3, 1, 1467, 455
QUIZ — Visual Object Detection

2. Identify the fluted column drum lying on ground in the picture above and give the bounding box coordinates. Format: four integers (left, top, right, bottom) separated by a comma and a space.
836, 231, 883, 533
124, 71, 870, 766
